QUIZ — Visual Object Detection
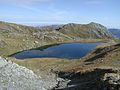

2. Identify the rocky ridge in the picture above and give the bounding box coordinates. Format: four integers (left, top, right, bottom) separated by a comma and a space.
57, 22, 114, 39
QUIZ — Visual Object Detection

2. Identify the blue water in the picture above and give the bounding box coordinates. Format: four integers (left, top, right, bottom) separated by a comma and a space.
13, 42, 102, 59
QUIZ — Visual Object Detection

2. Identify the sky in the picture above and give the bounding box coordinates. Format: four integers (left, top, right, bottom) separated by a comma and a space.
0, 0, 120, 28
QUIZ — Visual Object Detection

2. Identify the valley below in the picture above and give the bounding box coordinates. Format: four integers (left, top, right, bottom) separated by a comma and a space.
0, 21, 120, 90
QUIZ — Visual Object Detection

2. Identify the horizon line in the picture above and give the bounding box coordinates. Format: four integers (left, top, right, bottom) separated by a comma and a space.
0, 20, 119, 29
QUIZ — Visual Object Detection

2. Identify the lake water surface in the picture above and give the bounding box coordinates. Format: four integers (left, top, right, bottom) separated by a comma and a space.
13, 42, 103, 59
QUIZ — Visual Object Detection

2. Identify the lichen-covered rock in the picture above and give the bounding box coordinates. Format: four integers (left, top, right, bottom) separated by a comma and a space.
103, 73, 120, 90
0, 57, 46, 90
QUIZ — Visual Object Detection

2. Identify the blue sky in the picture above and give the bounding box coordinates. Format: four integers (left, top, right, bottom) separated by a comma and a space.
0, 0, 120, 28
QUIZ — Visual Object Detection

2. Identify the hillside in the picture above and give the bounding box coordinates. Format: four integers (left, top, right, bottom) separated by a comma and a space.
0, 21, 114, 57
54, 22, 113, 39
0, 21, 113, 39
0, 21, 72, 57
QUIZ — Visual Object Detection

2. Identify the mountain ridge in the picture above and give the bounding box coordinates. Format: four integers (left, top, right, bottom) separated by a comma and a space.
0, 21, 114, 39
108, 28, 120, 38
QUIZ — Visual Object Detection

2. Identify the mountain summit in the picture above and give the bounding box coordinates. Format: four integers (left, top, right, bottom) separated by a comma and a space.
53, 22, 114, 39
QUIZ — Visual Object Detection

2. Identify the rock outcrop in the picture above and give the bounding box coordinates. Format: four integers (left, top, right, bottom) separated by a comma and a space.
0, 57, 46, 90
53, 68, 120, 90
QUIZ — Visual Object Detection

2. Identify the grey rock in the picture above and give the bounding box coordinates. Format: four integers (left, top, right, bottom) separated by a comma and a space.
0, 57, 47, 90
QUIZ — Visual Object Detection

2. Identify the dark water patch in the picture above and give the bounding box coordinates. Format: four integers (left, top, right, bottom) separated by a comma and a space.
12, 42, 103, 59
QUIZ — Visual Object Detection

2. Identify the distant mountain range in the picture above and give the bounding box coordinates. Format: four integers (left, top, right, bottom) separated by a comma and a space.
0, 21, 114, 40
108, 29, 120, 38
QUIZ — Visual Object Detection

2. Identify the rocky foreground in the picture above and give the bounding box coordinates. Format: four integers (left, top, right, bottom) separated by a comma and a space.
53, 67, 120, 90
0, 56, 120, 90
0, 57, 50, 90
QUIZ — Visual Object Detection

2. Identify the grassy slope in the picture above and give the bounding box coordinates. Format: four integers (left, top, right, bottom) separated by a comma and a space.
58, 23, 113, 39
0, 22, 72, 57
